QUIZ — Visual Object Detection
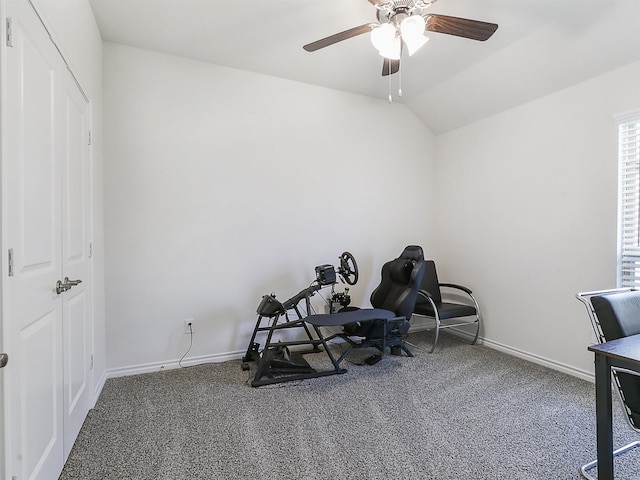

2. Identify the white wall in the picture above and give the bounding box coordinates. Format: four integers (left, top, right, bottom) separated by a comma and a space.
103, 43, 436, 373
32, 0, 106, 397
434, 60, 640, 378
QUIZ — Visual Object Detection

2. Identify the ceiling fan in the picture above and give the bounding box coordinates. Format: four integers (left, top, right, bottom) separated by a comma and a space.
303, 0, 498, 77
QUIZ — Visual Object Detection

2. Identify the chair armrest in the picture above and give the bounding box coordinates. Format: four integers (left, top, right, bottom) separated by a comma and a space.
438, 284, 481, 322
439, 283, 472, 295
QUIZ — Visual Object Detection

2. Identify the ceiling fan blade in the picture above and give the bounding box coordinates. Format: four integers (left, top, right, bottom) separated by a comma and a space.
303, 24, 374, 52
425, 14, 498, 41
381, 57, 400, 76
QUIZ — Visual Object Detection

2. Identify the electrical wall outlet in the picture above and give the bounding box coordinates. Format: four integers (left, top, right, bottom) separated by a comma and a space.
184, 319, 194, 334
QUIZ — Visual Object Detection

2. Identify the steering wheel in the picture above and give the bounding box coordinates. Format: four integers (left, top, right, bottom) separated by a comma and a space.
338, 251, 359, 285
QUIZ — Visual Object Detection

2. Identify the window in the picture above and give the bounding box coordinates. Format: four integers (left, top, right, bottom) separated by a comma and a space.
617, 110, 640, 287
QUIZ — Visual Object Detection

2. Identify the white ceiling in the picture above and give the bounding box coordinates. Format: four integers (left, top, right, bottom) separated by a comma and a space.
88, 0, 640, 134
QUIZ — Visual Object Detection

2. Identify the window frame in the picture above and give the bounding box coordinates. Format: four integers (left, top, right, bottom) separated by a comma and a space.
616, 109, 640, 288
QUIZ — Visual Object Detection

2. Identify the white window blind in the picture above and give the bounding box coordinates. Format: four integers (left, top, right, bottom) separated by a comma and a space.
617, 111, 640, 287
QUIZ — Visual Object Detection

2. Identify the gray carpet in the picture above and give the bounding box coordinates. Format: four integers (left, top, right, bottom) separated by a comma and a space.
60, 333, 640, 479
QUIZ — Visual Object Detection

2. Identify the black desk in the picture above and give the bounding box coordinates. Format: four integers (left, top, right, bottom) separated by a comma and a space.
588, 333, 640, 480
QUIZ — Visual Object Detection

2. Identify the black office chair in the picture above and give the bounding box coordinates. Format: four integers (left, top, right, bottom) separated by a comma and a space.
307, 245, 426, 361
411, 260, 481, 353
576, 289, 640, 480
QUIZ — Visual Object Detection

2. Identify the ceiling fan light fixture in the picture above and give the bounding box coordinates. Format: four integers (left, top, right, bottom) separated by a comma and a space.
405, 33, 429, 56
376, 33, 401, 59
371, 23, 398, 54
400, 14, 428, 55
378, 42, 401, 60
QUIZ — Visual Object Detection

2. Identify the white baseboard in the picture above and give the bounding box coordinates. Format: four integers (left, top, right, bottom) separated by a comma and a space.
105, 328, 594, 384
480, 337, 594, 383
408, 322, 594, 383
105, 350, 245, 379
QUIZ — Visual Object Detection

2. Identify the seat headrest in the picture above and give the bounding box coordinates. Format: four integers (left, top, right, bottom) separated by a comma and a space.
388, 258, 416, 284
400, 245, 424, 262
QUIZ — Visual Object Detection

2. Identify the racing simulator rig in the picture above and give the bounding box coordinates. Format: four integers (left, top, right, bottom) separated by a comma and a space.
242, 246, 425, 387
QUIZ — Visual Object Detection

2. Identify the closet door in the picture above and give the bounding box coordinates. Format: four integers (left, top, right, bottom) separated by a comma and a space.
4, 1, 65, 477
59, 62, 92, 460
2, 0, 92, 478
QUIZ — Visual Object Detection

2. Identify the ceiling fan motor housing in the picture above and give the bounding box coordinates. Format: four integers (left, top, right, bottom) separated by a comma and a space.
375, 0, 435, 25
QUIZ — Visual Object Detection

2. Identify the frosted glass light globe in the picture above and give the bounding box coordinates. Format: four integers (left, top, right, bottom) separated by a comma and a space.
371, 24, 400, 59
401, 15, 429, 56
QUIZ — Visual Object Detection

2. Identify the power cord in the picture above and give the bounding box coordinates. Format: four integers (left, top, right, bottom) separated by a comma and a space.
179, 322, 193, 368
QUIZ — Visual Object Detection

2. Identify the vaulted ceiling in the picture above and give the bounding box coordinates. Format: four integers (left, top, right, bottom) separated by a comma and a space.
89, 0, 640, 134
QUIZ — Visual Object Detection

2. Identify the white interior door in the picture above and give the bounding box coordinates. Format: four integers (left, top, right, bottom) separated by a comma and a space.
59, 64, 92, 460
2, 0, 92, 478
4, 1, 64, 477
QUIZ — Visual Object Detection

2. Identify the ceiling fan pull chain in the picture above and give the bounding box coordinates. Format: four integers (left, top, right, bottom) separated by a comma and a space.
388, 60, 393, 103
398, 60, 403, 98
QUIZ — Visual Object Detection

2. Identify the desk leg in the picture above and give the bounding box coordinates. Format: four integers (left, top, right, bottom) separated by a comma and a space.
594, 353, 614, 480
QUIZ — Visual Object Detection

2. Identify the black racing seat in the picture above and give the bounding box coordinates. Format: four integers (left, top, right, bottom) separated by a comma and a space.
307, 245, 425, 359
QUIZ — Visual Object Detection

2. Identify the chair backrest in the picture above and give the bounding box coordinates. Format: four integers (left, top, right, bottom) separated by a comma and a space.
420, 260, 442, 304
592, 292, 640, 340
370, 246, 426, 319
590, 291, 640, 428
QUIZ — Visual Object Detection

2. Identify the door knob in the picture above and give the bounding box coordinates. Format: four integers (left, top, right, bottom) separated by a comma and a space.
0, 353, 7, 368
56, 277, 82, 294
56, 280, 69, 294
